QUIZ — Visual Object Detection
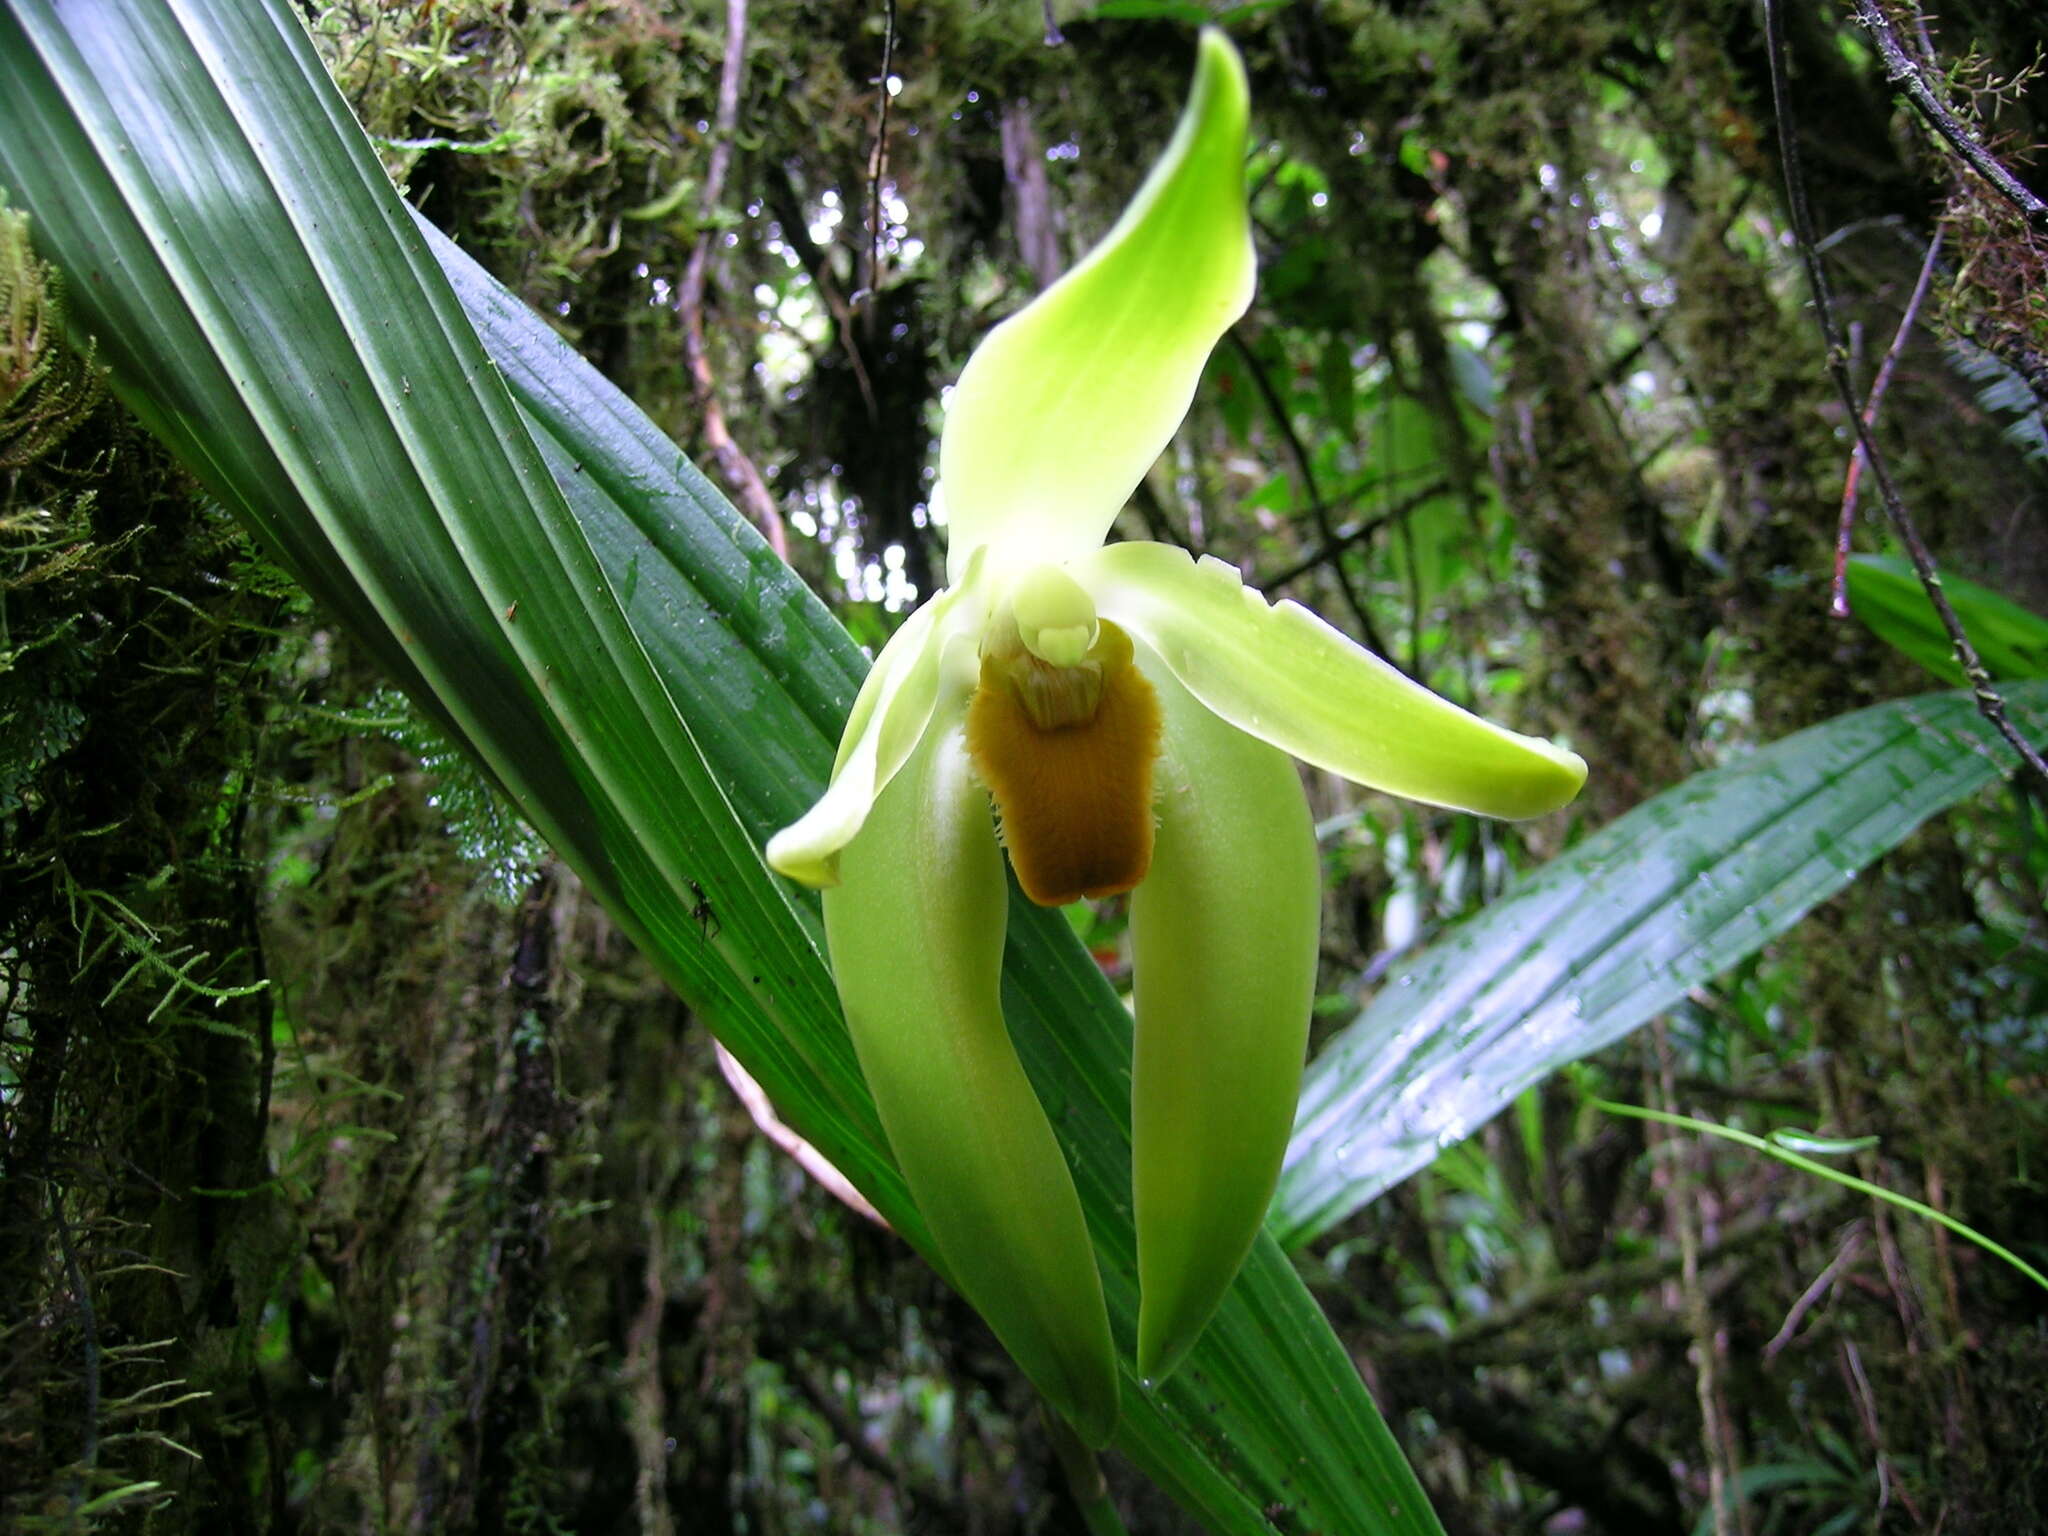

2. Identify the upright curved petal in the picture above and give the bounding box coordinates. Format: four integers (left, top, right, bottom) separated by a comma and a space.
824, 717, 1120, 1445
1090, 542, 1589, 818
1130, 651, 1320, 1384
937, 29, 1255, 580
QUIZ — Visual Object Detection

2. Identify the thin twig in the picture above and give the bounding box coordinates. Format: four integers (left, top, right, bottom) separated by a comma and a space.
762, 164, 879, 423
1258, 476, 1450, 591
1127, 477, 1200, 557
1851, 0, 2048, 236
863, 0, 897, 310
1839, 1338, 1923, 1525
1040, 0, 1065, 47
1392, 487, 1424, 677
676, 0, 789, 557
1649, 1028, 1745, 1536
1762, 0, 2048, 792
1764, 1222, 1865, 1361
1400, 1192, 1837, 1360
714, 1041, 886, 1228
623, 1203, 675, 1536
1225, 328, 1397, 664
788, 1361, 970, 1527
1832, 230, 1943, 616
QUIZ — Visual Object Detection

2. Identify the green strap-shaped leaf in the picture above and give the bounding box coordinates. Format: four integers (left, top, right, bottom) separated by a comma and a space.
1273, 680, 2048, 1249
1845, 552, 2048, 685
0, 4, 1438, 1530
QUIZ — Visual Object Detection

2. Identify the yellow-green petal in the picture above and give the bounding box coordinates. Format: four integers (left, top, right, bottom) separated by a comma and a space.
1131, 650, 1320, 1384
936, 29, 1254, 581
1089, 542, 1589, 818
824, 717, 1120, 1445
766, 551, 989, 886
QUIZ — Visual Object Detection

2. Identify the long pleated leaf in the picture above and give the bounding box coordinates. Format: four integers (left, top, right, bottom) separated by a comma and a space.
0, 2, 1436, 1530
1274, 681, 2048, 1249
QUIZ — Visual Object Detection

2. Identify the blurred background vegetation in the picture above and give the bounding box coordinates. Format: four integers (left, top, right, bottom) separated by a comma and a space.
3, 0, 2045, 1530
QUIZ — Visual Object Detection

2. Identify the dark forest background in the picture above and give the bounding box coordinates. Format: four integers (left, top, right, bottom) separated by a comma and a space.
4, 0, 2046, 1531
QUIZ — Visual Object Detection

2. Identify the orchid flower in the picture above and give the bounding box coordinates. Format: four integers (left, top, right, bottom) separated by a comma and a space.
766, 30, 1586, 1445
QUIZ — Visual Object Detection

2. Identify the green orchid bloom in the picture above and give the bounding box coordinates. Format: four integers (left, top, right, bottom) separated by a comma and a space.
767, 29, 1586, 1444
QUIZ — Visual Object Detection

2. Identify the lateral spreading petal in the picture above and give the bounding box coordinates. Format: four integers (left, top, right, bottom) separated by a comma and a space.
1089, 541, 1588, 819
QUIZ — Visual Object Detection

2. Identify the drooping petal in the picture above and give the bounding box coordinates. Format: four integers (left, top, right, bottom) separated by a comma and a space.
1130, 648, 1319, 1384
936, 29, 1254, 581
824, 715, 1120, 1445
766, 553, 988, 886
1089, 542, 1589, 818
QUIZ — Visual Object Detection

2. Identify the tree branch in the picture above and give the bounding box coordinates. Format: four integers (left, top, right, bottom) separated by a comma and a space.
1851, 0, 2048, 236
1257, 476, 1450, 594
1763, 0, 2048, 791
1225, 327, 1398, 666
676, 0, 788, 558
1833, 229, 1942, 616
762, 163, 880, 424
862, 0, 896, 308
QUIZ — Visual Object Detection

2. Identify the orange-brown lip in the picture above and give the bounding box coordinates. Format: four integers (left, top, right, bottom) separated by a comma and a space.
966, 620, 1162, 907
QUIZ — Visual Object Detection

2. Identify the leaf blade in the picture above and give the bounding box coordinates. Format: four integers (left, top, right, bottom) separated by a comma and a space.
1274, 681, 2048, 1248
1845, 552, 2048, 685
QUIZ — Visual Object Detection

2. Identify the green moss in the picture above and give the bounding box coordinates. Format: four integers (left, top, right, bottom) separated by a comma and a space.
2, 205, 291, 1525
0, 198, 103, 472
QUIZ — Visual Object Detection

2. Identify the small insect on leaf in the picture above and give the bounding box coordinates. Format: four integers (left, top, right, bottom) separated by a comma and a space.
687, 878, 720, 939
